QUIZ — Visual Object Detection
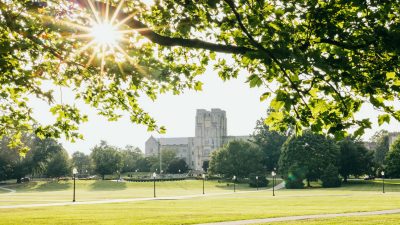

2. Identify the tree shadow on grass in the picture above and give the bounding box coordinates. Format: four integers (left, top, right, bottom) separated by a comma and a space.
35, 181, 71, 192
89, 180, 127, 191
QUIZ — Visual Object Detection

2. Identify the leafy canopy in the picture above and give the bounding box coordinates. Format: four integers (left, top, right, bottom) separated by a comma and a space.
1, 0, 400, 153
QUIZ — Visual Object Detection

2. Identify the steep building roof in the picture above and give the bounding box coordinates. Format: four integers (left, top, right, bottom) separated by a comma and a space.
158, 137, 190, 145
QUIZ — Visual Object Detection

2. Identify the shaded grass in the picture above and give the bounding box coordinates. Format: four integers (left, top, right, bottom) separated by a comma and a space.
0, 180, 261, 206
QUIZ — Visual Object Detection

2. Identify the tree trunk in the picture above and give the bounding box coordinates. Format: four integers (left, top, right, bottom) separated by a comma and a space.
102, 174, 105, 180
343, 176, 348, 182
307, 179, 310, 187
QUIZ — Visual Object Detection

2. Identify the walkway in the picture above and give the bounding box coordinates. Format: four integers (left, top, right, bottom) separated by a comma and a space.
196, 209, 400, 225
0, 182, 284, 209
0, 186, 16, 194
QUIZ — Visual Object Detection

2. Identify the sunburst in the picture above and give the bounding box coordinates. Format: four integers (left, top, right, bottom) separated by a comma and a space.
72, 0, 142, 75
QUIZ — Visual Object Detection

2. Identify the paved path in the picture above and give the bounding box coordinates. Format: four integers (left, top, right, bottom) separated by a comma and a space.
0, 186, 16, 194
196, 209, 400, 225
0, 182, 284, 209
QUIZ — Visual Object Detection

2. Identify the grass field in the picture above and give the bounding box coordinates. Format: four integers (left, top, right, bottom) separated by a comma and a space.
0, 179, 399, 224
0, 179, 262, 206
266, 214, 400, 225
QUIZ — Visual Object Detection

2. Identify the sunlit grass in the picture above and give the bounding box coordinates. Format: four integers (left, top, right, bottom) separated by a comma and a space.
0, 179, 399, 224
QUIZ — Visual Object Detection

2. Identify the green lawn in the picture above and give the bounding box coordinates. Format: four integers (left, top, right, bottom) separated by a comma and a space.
266, 214, 400, 225
0, 179, 262, 206
0, 179, 399, 225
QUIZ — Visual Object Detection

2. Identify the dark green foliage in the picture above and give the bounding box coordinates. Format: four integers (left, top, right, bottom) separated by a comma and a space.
284, 163, 306, 189
72, 151, 91, 174
248, 173, 268, 188
338, 138, 374, 182
279, 131, 340, 187
120, 146, 144, 173
321, 164, 341, 188
251, 119, 287, 171
385, 137, 400, 178
90, 141, 123, 180
166, 158, 189, 174
202, 160, 209, 172
0, 134, 64, 182
371, 130, 390, 165
135, 157, 151, 172
147, 149, 177, 172
45, 149, 71, 178
209, 140, 264, 179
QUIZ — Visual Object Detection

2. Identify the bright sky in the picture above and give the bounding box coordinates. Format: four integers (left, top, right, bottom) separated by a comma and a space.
29, 63, 400, 155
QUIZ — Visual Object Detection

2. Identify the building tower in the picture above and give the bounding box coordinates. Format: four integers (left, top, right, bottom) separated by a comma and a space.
193, 108, 227, 170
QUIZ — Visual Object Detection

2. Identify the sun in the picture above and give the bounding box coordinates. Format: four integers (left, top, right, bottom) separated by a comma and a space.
89, 22, 121, 46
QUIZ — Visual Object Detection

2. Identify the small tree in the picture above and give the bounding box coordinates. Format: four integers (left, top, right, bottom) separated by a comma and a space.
209, 140, 264, 179
72, 151, 91, 174
46, 149, 71, 178
202, 160, 209, 172
321, 164, 341, 188
338, 138, 374, 182
279, 131, 340, 187
166, 158, 189, 174
371, 130, 389, 165
251, 119, 288, 171
385, 137, 400, 178
284, 163, 306, 189
90, 141, 123, 180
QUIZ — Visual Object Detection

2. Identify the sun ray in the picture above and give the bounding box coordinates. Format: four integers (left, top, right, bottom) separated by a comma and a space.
100, 44, 106, 76
87, 0, 102, 24
85, 51, 97, 68
105, 0, 110, 23
75, 39, 97, 56
110, 0, 126, 25
114, 44, 149, 78
114, 13, 135, 28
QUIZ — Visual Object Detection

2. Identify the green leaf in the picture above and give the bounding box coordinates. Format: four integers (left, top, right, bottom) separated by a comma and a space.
194, 81, 203, 91
260, 92, 271, 102
386, 72, 396, 79
378, 114, 391, 126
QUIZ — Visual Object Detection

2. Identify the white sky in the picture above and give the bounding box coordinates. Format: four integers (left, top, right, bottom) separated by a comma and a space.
30, 66, 400, 155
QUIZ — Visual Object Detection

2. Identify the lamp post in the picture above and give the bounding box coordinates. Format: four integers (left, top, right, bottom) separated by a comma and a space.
202, 174, 206, 194
381, 171, 385, 193
256, 176, 259, 191
271, 171, 276, 196
233, 175, 236, 192
153, 172, 157, 198
72, 168, 78, 202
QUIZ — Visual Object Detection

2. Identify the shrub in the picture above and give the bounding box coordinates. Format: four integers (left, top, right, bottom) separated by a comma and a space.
320, 164, 341, 188
284, 164, 305, 189
248, 173, 268, 188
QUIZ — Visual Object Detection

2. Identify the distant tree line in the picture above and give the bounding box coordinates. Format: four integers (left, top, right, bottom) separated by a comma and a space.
0, 136, 189, 182
208, 118, 400, 189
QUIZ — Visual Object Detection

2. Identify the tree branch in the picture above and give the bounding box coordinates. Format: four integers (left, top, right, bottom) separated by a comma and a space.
72, 0, 255, 55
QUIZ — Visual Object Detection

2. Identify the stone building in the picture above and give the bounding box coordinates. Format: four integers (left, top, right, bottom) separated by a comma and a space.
145, 108, 250, 171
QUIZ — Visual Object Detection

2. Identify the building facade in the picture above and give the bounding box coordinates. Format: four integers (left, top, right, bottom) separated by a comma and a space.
145, 109, 250, 171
